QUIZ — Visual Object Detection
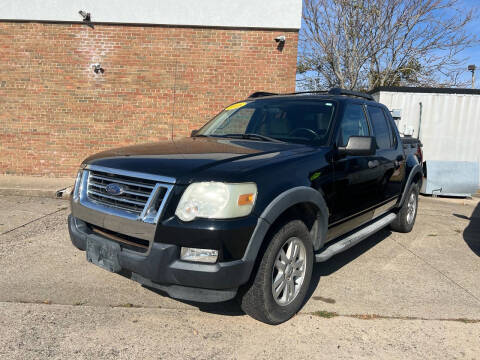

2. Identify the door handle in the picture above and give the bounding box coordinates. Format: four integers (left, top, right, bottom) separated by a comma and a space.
368, 160, 379, 168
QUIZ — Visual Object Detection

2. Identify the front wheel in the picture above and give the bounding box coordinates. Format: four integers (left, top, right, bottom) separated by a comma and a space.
238, 220, 314, 325
390, 183, 419, 233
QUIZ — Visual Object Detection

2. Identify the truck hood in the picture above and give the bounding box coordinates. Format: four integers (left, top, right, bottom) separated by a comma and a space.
83, 137, 311, 181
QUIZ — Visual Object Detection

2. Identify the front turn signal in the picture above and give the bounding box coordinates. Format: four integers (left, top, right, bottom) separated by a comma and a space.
238, 193, 255, 206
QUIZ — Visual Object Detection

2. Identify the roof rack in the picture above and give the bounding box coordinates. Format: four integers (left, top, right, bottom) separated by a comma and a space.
286, 90, 329, 95
327, 88, 374, 101
248, 88, 375, 101
248, 91, 278, 98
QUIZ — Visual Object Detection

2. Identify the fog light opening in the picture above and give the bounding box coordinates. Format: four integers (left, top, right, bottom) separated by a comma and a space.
180, 247, 218, 263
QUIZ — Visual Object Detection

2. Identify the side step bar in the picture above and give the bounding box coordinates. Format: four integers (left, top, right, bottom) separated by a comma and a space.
315, 213, 397, 263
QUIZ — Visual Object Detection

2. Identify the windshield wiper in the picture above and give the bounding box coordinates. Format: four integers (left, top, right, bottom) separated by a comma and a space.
219, 133, 283, 143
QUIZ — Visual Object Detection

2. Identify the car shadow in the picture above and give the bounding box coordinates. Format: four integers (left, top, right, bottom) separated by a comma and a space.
453, 202, 480, 257
142, 228, 393, 318
142, 285, 245, 316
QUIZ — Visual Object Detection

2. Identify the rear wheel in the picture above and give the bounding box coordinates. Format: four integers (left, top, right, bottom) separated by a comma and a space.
238, 220, 313, 325
390, 183, 419, 233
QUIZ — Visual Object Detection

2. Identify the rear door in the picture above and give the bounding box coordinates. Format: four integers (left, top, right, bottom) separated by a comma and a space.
366, 105, 404, 211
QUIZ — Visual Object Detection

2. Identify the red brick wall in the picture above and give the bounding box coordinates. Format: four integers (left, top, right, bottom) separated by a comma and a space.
0, 22, 298, 177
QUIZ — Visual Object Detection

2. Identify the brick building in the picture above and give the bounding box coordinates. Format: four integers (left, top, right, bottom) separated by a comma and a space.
0, 0, 301, 177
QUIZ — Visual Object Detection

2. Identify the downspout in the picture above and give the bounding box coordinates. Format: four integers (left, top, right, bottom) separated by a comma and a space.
417, 102, 423, 140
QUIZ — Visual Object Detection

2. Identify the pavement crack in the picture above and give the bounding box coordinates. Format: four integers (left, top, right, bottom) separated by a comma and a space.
309, 310, 480, 323
5, 301, 480, 324
392, 238, 480, 304
0, 207, 67, 236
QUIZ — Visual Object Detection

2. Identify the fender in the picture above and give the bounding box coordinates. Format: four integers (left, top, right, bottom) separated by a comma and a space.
242, 186, 329, 263
398, 163, 423, 208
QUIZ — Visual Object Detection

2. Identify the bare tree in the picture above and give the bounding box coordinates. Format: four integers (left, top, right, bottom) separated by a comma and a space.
298, 0, 478, 91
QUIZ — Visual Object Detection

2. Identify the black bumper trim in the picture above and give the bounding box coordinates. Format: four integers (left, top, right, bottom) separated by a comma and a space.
68, 215, 254, 302
130, 273, 237, 303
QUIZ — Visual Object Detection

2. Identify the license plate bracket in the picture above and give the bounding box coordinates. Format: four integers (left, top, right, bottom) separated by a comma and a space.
86, 237, 121, 273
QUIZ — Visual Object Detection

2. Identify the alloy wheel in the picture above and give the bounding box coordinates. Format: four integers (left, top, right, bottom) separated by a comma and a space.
271, 237, 307, 306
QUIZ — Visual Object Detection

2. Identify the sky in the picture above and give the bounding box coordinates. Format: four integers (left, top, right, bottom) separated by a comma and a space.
297, 0, 480, 89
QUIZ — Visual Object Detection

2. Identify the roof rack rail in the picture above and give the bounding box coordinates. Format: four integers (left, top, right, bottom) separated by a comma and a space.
248, 91, 278, 98
327, 88, 374, 101
285, 90, 329, 95
248, 88, 375, 101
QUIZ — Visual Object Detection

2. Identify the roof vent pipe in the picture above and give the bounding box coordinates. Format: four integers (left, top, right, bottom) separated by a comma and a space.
418, 102, 423, 140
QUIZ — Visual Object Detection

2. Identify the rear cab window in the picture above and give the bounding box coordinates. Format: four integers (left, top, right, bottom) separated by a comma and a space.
367, 105, 394, 150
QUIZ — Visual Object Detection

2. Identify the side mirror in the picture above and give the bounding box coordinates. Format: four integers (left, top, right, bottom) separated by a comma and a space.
191, 129, 198, 137
338, 136, 375, 156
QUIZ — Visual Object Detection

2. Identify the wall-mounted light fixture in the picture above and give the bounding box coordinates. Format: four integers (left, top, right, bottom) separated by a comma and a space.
92, 63, 104, 74
275, 35, 286, 51
78, 10, 91, 22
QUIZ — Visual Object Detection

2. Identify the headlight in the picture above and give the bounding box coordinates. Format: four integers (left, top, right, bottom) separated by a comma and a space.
175, 182, 257, 222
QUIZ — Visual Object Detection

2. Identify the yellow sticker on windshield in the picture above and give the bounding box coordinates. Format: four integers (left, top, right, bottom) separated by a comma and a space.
225, 102, 247, 111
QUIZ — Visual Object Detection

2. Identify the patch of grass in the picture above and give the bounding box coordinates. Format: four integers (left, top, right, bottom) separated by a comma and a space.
350, 313, 383, 320
312, 310, 338, 319
73, 301, 86, 306
428, 233, 438, 237
454, 229, 462, 233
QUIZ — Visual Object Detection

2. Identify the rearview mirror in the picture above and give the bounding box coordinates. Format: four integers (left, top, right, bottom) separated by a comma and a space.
191, 129, 198, 137
338, 136, 375, 156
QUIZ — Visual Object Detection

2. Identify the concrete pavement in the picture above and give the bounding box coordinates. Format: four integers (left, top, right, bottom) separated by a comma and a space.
0, 175, 74, 198
0, 195, 479, 359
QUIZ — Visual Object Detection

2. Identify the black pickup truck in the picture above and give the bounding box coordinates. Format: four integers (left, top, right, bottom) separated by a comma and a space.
69, 88, 423, 324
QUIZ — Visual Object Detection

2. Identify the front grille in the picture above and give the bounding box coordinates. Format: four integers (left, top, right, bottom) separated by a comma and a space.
86, 169, 167, 216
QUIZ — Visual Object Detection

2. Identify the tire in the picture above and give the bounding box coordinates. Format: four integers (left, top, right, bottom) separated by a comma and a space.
390, 183, 419, 233
238, 219, 314, 325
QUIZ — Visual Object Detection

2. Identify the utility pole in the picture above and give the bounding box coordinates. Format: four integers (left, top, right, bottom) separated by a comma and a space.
468, 65, 476, 89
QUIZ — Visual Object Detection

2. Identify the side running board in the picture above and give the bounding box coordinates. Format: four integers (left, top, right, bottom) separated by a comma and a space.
315, 213, 397, 263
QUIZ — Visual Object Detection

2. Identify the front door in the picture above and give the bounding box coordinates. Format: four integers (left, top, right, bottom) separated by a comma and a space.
329, 102, 379, 238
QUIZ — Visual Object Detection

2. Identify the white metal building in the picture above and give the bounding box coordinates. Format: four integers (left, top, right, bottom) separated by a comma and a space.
372, 87, 480, 192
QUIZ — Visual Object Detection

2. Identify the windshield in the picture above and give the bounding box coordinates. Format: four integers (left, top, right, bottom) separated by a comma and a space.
195, 99, 336, 145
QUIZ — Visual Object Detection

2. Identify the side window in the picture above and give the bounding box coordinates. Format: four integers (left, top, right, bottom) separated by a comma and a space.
383, 109, 398, 148
368, 106, 392, 150
338, 103, 370, 147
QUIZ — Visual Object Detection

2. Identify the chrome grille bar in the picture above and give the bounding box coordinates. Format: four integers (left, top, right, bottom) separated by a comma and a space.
84, 166, 174, 221
88, 182, 151, 198
88, 189, 148, 207
89, 174, 156, 190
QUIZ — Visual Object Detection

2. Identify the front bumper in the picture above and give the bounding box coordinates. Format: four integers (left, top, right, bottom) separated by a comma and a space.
68, 215, 255, 302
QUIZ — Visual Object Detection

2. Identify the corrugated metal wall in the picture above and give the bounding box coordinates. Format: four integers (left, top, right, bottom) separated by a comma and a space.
374, 91, 480, 184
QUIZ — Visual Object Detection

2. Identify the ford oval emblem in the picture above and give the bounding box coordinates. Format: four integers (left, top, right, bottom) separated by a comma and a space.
105, 183, 125, 196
